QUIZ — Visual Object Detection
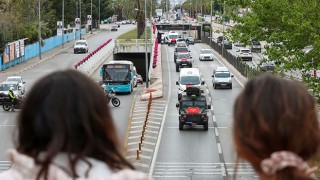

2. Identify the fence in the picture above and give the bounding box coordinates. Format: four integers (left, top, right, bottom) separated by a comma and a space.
202, 37, 263, 79
0, 28, 87, 71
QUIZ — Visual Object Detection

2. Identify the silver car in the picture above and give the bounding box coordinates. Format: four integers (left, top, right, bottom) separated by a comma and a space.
199, 49, 214, 61
6, 76, 25, 94
0, 81, 23, 97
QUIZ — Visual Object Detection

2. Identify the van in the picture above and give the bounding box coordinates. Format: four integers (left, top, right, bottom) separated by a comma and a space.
167, 31, 179, 46
212, 67, 233, 89
176, 68, 204, 99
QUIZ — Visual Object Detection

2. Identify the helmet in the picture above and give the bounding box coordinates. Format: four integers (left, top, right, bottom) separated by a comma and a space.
9, 87, 14, 91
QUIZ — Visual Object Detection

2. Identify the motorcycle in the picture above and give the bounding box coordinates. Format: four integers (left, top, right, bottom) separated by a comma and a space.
0, 95, 23, 111
105, 90, 120, 107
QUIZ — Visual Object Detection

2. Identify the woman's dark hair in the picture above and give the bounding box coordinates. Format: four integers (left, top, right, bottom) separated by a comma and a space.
15, 70, 134, 179
233, 74, 320, 180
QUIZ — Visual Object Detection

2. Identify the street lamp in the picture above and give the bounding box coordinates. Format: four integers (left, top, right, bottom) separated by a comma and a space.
79, 0, 82, 39
38, 0, 41, 60
210, 0, 213, 46
62, 0, 64, 48
135, 7, 149, 88
91, 0, 93, 34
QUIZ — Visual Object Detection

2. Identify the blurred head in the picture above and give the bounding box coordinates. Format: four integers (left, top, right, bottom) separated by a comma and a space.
16, 70, 133, 178
9, 87, 14, 91
233, 74, 320, 180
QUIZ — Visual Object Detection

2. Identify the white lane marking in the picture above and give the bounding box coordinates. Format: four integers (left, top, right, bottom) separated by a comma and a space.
3, 119, 8, 125
212, 115, 216, 122
0, 125, 16, 127
215, 127, 219, 136
149, 45, 171, 176
208, 96, 211, 102
217, 143, 222, 154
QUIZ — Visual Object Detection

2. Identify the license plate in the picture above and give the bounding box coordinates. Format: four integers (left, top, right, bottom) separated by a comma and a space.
186, 122, 192, 125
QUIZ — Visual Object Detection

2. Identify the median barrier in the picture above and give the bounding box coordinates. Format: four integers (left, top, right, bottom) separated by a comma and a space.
74, 39, 115, 76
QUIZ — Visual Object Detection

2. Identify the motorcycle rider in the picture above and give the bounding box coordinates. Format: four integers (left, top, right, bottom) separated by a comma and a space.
8, 87, 17, 111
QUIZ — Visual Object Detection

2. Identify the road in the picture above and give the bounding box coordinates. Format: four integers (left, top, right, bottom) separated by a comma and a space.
151, 42, 258, 180
0, 24, 137, 169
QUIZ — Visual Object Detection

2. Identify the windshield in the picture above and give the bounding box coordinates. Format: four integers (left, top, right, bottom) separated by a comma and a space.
180, 76, 200, 85
215, 72, 230, 78
177, 47, 189, 52
177, 54, 190, 59
253, 42, 261, 45
181, 101, 193, 107
241, 50, 251, 53
187, 37, 194, 40
105, 68, 130, 82
7, 78, 22, 83
201, 50, 212, 54
0, 84, 17, 91
169, 35, 178, 39
75, 41, 87, 46
194, 101, 206, 107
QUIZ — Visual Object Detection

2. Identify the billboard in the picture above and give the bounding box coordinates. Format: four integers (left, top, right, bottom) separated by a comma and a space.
75, 18, 81, 29
156, 9, 163, 17
87, 15, 92, 25
2, 39, 26, 64
57, 21, 63, 35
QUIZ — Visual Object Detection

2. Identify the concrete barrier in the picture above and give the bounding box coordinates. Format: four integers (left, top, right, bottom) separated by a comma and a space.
74, 39, 114, 76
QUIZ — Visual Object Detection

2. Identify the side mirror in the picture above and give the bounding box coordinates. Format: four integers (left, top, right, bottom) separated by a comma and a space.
176, 103, 180, 108
189, 50, 191, 52
176, 81, 179, 85
190, 56, 192, 58
23, 82, 26, 84
231, 75, 234, 77
201, 81, 205, 85
212, 75, 214, 77
207, 105, 211, 109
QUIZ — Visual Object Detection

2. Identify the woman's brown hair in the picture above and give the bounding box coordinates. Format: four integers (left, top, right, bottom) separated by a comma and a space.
15, 69, 134, 179
233, 74, 320, 180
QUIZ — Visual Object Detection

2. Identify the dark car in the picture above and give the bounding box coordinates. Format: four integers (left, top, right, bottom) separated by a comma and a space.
222, 40, 232, 49
174, 47, 190, 62
175, 52, 193, 72
217, 36, 223, 44
136, 74, 143, 84
176, 87, 211, 131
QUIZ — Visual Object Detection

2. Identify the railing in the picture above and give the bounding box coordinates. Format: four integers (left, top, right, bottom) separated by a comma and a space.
202, 37, 263, 79
74, 39, 114, 76
115, 39, 153, 46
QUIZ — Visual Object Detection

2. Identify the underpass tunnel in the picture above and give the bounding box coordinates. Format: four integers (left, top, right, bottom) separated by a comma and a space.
113, 53, 150, 82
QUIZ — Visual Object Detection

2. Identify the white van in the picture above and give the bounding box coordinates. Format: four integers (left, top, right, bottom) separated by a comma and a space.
167, 31, 179, 46
176, 68, 204, 99
212, 66, 233, 89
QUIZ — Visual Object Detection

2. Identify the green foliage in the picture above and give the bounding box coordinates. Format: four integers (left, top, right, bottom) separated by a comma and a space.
226, 0, 320, 100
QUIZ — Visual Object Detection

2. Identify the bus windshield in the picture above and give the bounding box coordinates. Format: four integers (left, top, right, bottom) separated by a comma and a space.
105, 68, 130, 82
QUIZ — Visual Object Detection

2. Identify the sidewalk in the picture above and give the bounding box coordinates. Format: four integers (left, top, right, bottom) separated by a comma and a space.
0, 32, 95, 83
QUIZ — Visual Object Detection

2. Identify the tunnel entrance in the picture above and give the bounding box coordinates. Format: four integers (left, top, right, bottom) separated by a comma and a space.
113, 52, 151, 82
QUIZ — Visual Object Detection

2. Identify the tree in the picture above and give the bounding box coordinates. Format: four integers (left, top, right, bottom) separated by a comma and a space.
226, 0, 320, 100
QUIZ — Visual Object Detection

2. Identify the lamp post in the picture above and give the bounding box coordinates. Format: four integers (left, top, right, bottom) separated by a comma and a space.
79, 0, 82, 39
38, 0, 41, 60
62, 0, 64, 48
210, 0, 213, 46
99, 0, 101, 26
91, 0, 93, 34
135, 7, 149, 88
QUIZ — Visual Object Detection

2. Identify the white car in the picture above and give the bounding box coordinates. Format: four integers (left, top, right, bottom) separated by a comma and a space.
74, 40, 88, 54
212, 66, 233, 89
6, 76, 26, 94
0, 81, 23, 97
199, 49, 214, 61
236, 48, 253, 61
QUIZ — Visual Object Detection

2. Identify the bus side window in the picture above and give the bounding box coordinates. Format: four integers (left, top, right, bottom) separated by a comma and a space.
99, 69, 103, 76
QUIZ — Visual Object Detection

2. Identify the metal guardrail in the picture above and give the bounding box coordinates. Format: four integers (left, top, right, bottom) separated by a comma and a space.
202, 37, 263, 79
115, 39, 152, 46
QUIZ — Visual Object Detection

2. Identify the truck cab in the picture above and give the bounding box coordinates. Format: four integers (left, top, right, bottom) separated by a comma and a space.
176, 87, 211, 131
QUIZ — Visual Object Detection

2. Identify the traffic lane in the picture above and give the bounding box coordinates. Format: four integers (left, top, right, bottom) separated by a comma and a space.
16, 25, 136, 94
153, 45, 222, 180
0, 113, 18, 160
0, 27, 137, 160
192, 43, 257, 177
89, 53, 137, 149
